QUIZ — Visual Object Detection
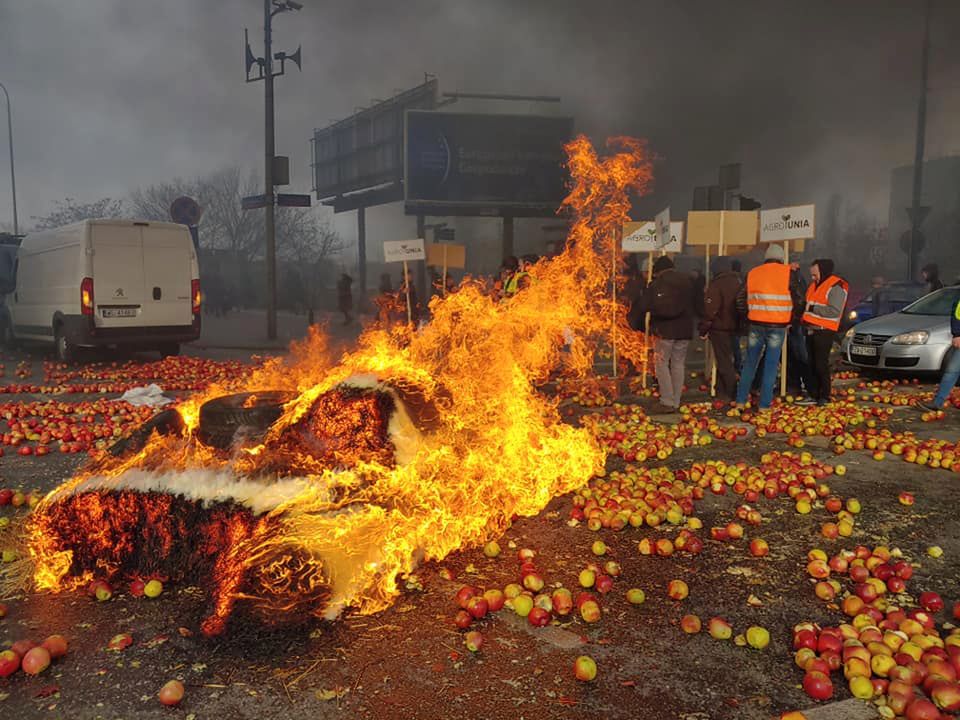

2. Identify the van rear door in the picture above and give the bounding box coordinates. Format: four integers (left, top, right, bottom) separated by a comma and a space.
91, 223, 146, 328
140, 224, 193, 327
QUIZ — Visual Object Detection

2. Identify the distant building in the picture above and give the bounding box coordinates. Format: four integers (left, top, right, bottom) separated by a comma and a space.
887, 156, 960, 283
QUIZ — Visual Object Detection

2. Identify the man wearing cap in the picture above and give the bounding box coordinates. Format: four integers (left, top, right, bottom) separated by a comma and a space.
798, 259, 848, 405
734, 245, 804, 409
638, 255, 696, 412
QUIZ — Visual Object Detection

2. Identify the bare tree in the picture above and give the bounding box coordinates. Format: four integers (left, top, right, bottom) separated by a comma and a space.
128, 179, 201, 222
31, 197, 125, 230
277, 208, 347, 320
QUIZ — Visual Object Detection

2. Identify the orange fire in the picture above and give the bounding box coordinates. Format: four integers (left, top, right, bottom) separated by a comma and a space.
13, 136, 654, 633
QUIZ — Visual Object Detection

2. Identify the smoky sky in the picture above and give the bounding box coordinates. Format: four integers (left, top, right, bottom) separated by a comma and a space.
1, 0, 959, 232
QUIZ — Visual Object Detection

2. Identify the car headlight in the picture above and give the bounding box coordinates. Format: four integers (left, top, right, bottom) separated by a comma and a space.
848, 310, 858, 320
891, 331, 929, 345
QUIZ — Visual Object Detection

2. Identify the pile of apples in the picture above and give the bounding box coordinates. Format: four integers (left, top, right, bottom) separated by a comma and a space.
581, 402, 744, 466
791, 608, 960, 716
736, 398, 873, 441
555, 375, 618, 407
833, 428, 958, 472
570, 464, 698, 531
0, 399, 157, 455
7, 357, 255, 395
805, 545, 914, 606
0, 634, 68, 678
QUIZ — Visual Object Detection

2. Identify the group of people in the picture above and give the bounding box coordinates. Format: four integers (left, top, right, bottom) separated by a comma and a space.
633, 245, 850, 413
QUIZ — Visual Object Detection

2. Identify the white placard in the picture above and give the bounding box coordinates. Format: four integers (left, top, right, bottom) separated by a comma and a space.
759, 204, 815, 243
622, 221, 684, 253
383, 238, 426, 263
655, 206, 672, 249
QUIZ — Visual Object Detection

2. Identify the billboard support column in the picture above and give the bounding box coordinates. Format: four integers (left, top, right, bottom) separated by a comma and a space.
357, 205, 367, 307
502, 216, 514, 260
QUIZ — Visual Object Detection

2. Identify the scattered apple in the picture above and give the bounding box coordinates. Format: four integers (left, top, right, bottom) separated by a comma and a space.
574, 655, 597, 682
158, 679, 185, 706
21, 646, 51, 675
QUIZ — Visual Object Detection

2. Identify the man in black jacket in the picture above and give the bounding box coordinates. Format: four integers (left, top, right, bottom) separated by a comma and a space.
639, 256, 695, 412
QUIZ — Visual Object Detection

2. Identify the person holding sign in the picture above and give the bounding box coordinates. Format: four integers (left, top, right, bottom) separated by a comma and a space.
638, 256, 696, 412
735, 245, 804, 410
799, 259, 848, 406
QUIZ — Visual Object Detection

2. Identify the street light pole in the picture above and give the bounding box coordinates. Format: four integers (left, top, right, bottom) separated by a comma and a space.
263, 0, 277, 340
908, 0, 931, 280
0, 82, 18, 237
246, 1, 300, 340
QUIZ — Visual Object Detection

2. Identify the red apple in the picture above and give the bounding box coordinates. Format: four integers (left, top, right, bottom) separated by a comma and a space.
455, 585, 477, 610
551, 588, 573, 616
574, 655, 597, 681
527, 606, 551, 627
482, 588, 505, 613
11, 639, 36, 657
680, 614, 702, 634
466, 596, 489, 620
21, 646, 51, 675
158, 679, 185, 706
454, 610, 472, 629
0, 650, 19, 677
41, 635, 68, 659
919, 591, 944, 613
464, 630, 483, 652
708, 617, 732, 640
803, 670, 834, 701
749, 539, 769, 557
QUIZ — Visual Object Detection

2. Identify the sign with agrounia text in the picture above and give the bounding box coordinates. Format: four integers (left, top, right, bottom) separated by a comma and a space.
759, 204, 815, 243
383, 238, 426, 263
622, 221, 684, 254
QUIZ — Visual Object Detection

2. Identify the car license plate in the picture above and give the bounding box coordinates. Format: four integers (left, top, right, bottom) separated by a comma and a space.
101, 308, 137, 318
851, 344, 878, 357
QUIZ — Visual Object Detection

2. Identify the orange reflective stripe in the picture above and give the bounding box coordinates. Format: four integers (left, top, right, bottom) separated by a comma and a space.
746, 263, 792, 324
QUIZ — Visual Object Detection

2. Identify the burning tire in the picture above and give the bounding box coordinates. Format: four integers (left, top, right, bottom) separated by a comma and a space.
197, 391, 295, 449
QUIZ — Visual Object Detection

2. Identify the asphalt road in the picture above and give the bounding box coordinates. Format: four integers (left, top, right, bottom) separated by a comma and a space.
0, 346, 958, 720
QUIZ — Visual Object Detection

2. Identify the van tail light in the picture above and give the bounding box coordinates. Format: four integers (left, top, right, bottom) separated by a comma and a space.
81, 277, 94, 315
191, 279, 201, 315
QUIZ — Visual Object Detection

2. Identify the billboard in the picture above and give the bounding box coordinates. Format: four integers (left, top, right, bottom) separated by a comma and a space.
404, 111, 574, 216
312, 80, 438, 203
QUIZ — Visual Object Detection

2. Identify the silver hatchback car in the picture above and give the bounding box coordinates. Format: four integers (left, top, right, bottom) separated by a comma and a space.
840, 286, 960, 372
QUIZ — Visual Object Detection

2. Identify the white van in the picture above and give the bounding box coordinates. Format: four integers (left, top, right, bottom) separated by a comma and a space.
0, 219, 201, 361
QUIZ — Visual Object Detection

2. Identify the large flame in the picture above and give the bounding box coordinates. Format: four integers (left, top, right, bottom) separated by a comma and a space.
19, 136, 654, 633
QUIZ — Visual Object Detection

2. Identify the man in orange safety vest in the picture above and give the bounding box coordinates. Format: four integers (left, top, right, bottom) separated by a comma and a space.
798, 258, 848, 406
735, 244, 804, 409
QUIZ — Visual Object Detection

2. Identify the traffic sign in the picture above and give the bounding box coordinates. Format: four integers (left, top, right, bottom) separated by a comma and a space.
277, 193, 311, 208
241, 194, 269, 211
899, 229, 925, 254
169, 196, 202, 226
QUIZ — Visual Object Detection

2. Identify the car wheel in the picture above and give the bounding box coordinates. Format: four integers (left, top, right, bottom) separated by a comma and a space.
197, 391, 295, 449
54, 325, 76, 364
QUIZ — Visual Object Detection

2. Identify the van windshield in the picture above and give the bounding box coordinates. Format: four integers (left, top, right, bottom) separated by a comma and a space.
901, 287, 960, 316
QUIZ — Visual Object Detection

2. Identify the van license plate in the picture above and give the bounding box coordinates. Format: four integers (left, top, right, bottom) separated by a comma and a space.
102, 308, 137, 318
851, 345, 878, 357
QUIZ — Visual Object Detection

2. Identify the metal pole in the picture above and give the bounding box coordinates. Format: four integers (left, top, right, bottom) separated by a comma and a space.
357, 205, 367, 304
611, 229, 619, 378
263, 0, 277, 340
908, 0, 931, 280
0, 83, 17, 236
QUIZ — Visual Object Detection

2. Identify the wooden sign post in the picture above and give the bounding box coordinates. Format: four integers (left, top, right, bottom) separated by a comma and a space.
384, 239, 427, 327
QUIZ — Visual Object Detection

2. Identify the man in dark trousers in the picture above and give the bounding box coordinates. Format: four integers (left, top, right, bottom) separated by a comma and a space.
701, 256, 741, 400
735, 245, 804, 409
918, 293, 960, 412
921, 263, 944, 294
639, 256, 695, 412
798, 259, 848, 406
